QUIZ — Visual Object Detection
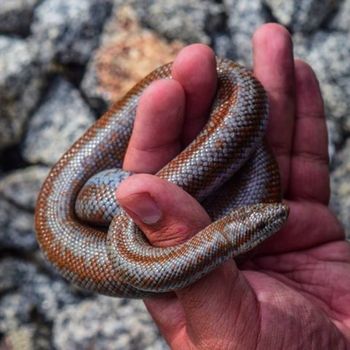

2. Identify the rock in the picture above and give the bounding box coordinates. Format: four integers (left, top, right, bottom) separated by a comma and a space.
21, 270, 83, 323
223, 0, 267, 65
0, 258, 83, 335
0, 166, 49, 210
295, 31, 350, 132
31, 0, 113, 65
0, 293, 33, 335
23, 78, 95, 165
32, 322, 52, 350
0, 325, 35, 350
81, 4, 184, 113
0, 0, 40, 36
327, 119, 343, 165
296, 32, 350, 83
330, 139, 350, 238
1, 0, 350, 346
137, 0, 223, 44
327, 0, 350, 32
264, 0, 341, 33
0, 198, 37, 251
322, 82, 350, 131
212, 34, 237, 61
0, 36, 43, 151
53, 296, 167, 350
0, 166, 48, 252
0, 258, 37, 294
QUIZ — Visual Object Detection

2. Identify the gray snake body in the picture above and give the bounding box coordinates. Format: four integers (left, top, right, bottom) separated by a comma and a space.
35, 59, 289, 298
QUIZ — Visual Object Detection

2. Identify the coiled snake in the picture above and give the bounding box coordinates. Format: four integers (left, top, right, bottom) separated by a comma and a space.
35, 59, 289, 298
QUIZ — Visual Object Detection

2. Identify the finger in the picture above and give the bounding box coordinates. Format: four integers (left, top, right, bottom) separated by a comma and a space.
288, 60, 330, 204
144, 295, 187, 347
117, 173, 210, 344
174, 261, 259, 348
121, 45, 218, 345
117, 175, 260, 347
171, 44, 217, 146
253, 23, 296, 193
123, 79, 185, 173
117, 174, 211, 246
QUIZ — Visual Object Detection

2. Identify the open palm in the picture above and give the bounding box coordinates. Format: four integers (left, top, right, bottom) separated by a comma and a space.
116, 24, 350, 349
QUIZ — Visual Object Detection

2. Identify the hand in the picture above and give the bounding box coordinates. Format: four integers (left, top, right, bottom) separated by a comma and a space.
116, 23, 350, 349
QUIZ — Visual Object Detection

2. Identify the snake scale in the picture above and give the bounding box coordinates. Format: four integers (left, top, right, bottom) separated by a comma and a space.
35, 58, 289, 298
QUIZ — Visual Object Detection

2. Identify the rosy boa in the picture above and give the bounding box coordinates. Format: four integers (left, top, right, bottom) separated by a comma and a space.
35, 59, 289, 298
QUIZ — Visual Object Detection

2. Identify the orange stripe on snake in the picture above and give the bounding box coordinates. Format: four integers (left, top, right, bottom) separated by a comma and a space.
35, 59, 289, 298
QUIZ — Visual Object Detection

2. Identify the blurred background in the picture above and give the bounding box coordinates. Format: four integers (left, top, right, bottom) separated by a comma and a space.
0, 0, 349, 349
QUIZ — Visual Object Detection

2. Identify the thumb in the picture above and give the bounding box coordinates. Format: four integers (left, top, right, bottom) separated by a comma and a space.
116, 173, 211, 247
116, 174, 260, 347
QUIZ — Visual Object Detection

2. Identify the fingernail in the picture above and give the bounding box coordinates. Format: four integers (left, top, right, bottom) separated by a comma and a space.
121, 192, 162, 225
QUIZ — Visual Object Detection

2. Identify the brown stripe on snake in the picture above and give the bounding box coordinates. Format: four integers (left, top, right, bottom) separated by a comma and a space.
35, 59, 289, 298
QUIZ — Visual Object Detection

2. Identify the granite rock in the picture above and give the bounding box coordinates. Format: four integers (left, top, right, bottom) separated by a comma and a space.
137, 0, 223, 44
1, 0, 350, 347
0, 0, 40, 36
212, 33, 237, 61
0, 36, 43, 151
327, 119, 343, 164
21, 270, 83, 322
31, 0, 113, 65
0, 166, 49, 210
53, 296, 168, 350
264, 0, 341, 33
0, 325, 36, 350
23, 78, 95, 165
0, 258, 37, 294
0, 258, 83, 334
0, 166, 49, 252
0, 293, 34, 335
294, 31, 350, 131
223, 0, 267, 65
0, 198, 37, 251
81, 4, 184, 113
330, 139, 350, 238
327, 0, 350, 32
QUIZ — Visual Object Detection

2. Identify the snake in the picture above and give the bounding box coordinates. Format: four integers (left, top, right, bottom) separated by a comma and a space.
35, 58, 289, 298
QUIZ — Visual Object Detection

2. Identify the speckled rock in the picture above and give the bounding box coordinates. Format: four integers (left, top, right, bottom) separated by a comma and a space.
21, 271, 82, 322
0, 258, 83, 334
0, 325, 35, 350
1, 0, 350, 347
0, 0, 39, 35
137, 0, 223, 44
294, 31, 350, 131
81, 4, 184, 112
328, 0, 350, 31
0, 36, 42, 151
0, 166, 49, 252
0, 198, 37, 251
53, 296, 168, 350
0, 258, 37, 294
23, 78, 95, 165
327, 119, 343, 164
0, 166, 49, 210
331, 139, 350, 238
31, 0, 113, 65
223, 0, 268, 65
322, 82, 350, 131
0, 293, 34, 335
212, 34, 236, 61
264, 0, 341, 32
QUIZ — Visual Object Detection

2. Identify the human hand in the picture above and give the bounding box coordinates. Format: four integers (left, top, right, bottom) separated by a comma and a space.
116, 23, 350, 349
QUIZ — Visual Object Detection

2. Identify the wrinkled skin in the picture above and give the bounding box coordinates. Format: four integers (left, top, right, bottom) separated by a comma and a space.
116, 24, 350, 349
